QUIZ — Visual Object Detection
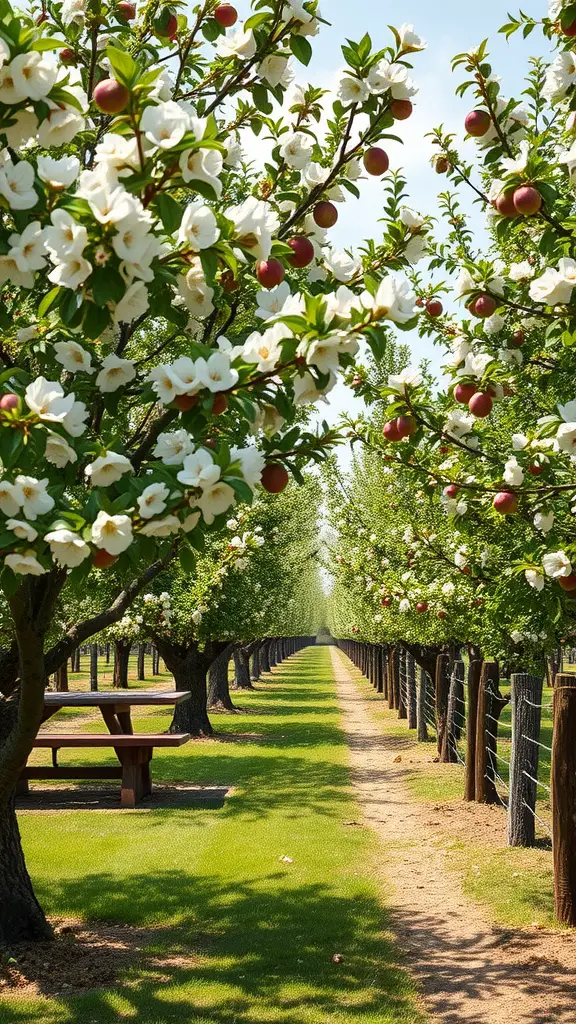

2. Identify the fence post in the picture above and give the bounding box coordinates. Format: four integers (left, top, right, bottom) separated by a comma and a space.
442, 660, 464, 763
465, 658, 482, 801
552, 674, 576, 926
435, 653, 450, 760
475, 662, 506, 804
508, 673, 544, 848
406, 652, 417, 729
398, 648, 407, 720
417, 667, 428, 741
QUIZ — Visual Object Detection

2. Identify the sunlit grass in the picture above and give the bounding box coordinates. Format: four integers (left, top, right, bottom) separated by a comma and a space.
6, 648, 425, 1024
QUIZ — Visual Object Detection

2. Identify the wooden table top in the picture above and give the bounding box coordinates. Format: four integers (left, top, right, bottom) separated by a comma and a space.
44, 690, 191, 707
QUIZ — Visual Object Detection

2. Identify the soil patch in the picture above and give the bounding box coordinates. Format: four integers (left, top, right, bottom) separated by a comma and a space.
0, 917, 196, 998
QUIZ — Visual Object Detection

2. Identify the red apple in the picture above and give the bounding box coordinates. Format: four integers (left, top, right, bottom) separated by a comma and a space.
493, 491, 518, 514
117, 1, 136, 19
396, 415, 416, 438
313, 202, 338, 228
468, 391, 493, 418
94, 79, 130, 114
462, 566, 471, 575
416, 601, 428, 613
93, 550, 119, 568
454, 382, 477, 404
214, 3, 237, 26
426, 298, 443, 318
495, 190, 517, 218
156, 10, 177, 36
435, 156, 450, 174
59, 48, 77, 65
465, 109, 491, 137
0, 393, 19, 411
174, 394, 198, 411
287, 236, 315, 268
211, 394, 228, 415
444, 484, 459, 499
391, 99, 412, 120
564, 19, 576, 36
383, 419, 403, 442
437, 610, 447, 620
261, 463, 289, 493
513, 186, 542, 216
363, 147, 389, 176
473, 294, 497, 318
511, 329, 525, 347
381, 597, 392, 607
527, 464, 543, 476
256, 258, 285, 288
558, 574, 576, 591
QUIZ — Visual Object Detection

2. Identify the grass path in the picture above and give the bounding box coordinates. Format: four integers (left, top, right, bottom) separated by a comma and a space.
4, 647, 424, 1024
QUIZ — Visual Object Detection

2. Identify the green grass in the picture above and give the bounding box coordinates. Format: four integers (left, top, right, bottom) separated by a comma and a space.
4, 648, 425, 1024
346, 663, 557, 930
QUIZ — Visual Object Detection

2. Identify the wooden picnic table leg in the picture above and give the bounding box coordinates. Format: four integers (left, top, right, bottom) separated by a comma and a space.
120, 748, 153, 808
116, 710, 133, 734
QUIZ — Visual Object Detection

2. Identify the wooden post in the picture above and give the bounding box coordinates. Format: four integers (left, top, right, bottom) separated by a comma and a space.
376, 646, 384, 694
464, 658, 482, 801
417, 667, 428, 741
89, 644, 98, 692
442, 661, 464, 763
508, 673, 544, 848
388, 649, 396, 710
451, 660, 465, 741
435, 653, 450, 760
475, 662, 506, 804
398, 648, 407, 720
406, 652, 417, 729
552, 674, 576, 925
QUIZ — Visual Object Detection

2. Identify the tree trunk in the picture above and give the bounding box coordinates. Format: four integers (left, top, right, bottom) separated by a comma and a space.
208, 648, 235, 710
56, 660, 69, 692
137, 643, 146, 681
269, 640, 278, 668
156, 640, 225, 736
0, 793, 53, 943
89, 644, 98, 692
105, 643, 111, 665
233, 646, 253, 690
417, 667, 428, 741
113, 640, 130, 689
261, 641, 271, 674
251, 644, 261, 681
152, 646, 160, 674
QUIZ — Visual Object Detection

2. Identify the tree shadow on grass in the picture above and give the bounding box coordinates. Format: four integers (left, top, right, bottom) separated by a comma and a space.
0, 870, 423, 1024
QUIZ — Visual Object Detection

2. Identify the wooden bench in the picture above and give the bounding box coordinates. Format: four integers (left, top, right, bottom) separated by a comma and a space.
19, 733, 190, 807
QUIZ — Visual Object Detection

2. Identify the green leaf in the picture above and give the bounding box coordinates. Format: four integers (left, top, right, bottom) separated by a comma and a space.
90, 266, 125, 306
106, 44, 138, 86
228, 477, 254, 504
83, 302, 111, 339
179, 544, 196, 573
38, 286, 61, 317
154, 192, 183, 235
290, 34, 312, 66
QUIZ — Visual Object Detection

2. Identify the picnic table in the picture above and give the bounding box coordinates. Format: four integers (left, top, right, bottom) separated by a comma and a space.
18, 690, 191, 807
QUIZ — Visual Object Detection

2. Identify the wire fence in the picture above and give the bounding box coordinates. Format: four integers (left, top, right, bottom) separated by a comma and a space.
339, 640, 555, 845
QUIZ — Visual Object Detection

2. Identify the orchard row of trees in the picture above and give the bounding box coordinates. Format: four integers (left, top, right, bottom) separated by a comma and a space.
325, 0, 576, 926
0, 0, 429, 942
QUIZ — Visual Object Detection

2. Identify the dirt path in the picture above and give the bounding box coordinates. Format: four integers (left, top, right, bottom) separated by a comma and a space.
330, 647, 576, 1024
